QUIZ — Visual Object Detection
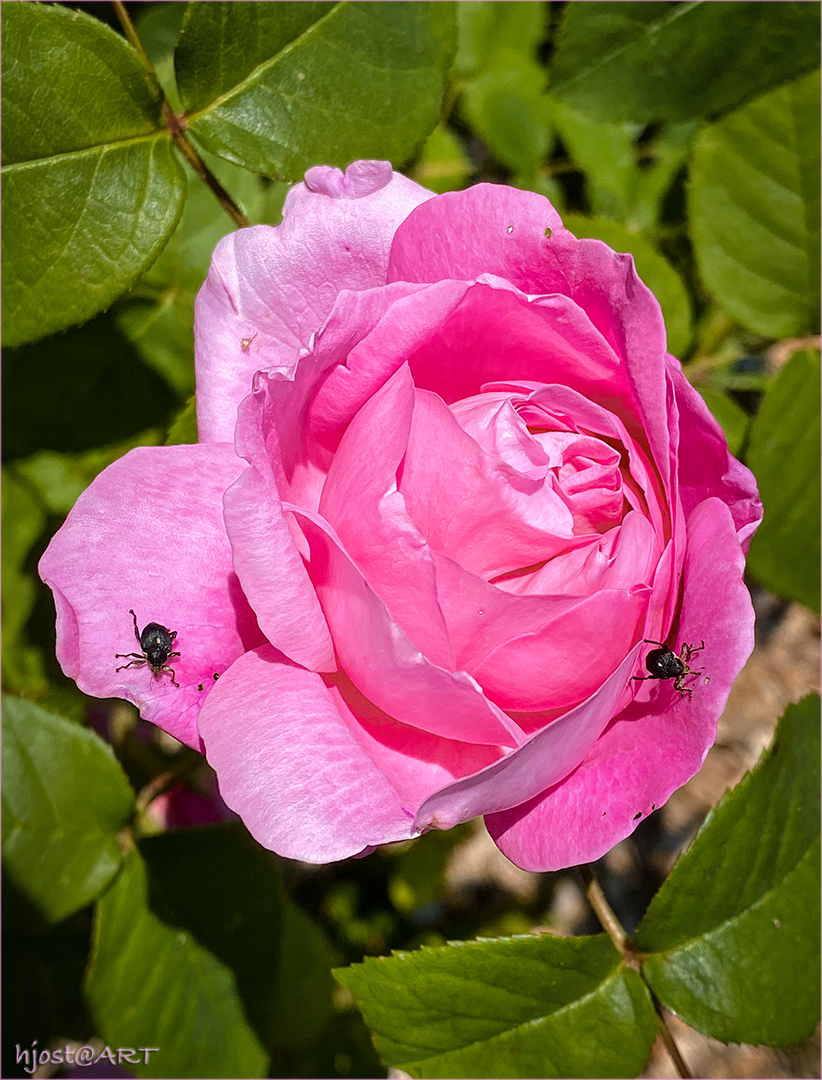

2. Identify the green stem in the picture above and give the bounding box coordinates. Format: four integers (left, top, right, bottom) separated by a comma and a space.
577, 865, 692, 1080
111, 1, 250, 229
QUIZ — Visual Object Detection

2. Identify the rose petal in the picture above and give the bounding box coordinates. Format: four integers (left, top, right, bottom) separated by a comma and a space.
38, 445, 264, 750
319, 363, 455, 670
195, 161, 433, 443
413, 644, 643, 832
324, 672, 500, 810
198, 646, 414, 862
388, 184, 672, 491
486, 498, 755, 871
288, 506, 524, 748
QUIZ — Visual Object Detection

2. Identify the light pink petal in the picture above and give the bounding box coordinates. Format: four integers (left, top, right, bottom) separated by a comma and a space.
487, 498, 755, 871
413, 645, 643, 832
324, 672, 500, 810
38, 446, 264, 750
288, 506, 524, 749
195, 161, 433, 443
198, 647, 414, 862
319, 364, 455, 670
388, 184, 672, 491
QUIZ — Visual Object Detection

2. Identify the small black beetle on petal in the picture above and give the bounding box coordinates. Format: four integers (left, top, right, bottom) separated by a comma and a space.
115, 609, 181, 688
632, 639, 704, 698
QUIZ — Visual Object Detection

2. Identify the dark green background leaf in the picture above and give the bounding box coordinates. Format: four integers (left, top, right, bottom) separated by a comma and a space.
336, 934, 657, 1078
689, 69, 821, 339
550, 2, 821, 124
745, 349, 821, 612
3, 313, 176, 461
138, 824, 334, 1053
636, 696, 821, 1045
86, 849, 268, 1079
178, 2, 456, 179
1, 696, 135, 923
1, 2, 186, 347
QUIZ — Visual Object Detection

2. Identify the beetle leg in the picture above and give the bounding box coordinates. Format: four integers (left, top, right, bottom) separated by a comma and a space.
159, 666, 180, 688
128, 609, 141, 644
115, 651, 145, 660
116, 658, 146, 672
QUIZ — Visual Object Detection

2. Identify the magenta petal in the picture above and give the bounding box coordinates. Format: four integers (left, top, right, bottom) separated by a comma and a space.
195, 162, 432, 444
487, 498, 754, 871
413, 644, 642, 832
38, 445, 264, 750
671, 361, 762, 546
289, 506, 524, 748
198, 647, 414, 861
389, 185, 672, 489
319, 364, 455, 669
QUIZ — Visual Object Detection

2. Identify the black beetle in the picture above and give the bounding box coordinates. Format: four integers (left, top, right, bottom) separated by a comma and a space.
115, 609, 181, 688
632, 639, 704, 698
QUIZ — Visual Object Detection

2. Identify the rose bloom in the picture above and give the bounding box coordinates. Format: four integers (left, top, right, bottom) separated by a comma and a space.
40, 161, 761, 871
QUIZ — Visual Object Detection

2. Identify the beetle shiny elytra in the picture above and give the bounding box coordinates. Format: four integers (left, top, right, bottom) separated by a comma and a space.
632, 639, 704, 698
115, 609, 180, 688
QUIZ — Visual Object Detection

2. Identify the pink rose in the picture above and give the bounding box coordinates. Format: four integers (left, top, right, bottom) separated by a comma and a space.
40, 161, 761, 871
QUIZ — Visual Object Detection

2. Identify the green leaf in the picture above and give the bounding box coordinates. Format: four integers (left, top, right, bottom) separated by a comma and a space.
745, 349, 821, 611
335, 934, 657, 1078
177, 2, 456, 180
1, 696, 135, 923
86, 848, 268, 1078
456, 4, 550, 175
3, 313, 177, 461
562, 214, 692, 358
689, 69, 821, 339
454, 1, 546, 79
1, 471, 48, 695
550, 2, 821, 124
411, 126, 472, 195
693, 387, 749, 458
1, 2, 186, 347
550, 99, 639, 222
636, 695, 821, 1046
138, 824, 333, 1052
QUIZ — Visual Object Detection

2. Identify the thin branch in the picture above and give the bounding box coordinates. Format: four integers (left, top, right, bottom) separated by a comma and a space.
577, 864, 628, 952
650, 992, 694, 1080
577, 865, 692, 1080
112, 1, 250, 230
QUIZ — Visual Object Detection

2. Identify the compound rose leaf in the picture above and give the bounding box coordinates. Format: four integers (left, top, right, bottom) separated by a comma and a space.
636, 695, 821, 1046
335, 933, 657, 1078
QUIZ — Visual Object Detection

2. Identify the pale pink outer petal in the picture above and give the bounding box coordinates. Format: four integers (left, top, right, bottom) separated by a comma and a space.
38, 446, 264, 750
412, 644, 643, 833
197, 646, 414, 862
288, 506, 525, 749
195, 161, 433, 444
388, 184, 672, 493
486, 498, 755, 871
225, 384, 336, 673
